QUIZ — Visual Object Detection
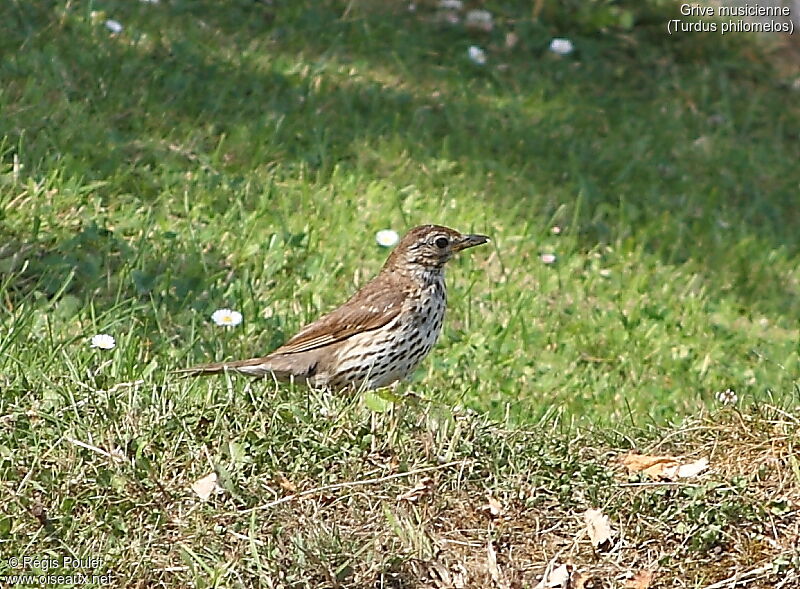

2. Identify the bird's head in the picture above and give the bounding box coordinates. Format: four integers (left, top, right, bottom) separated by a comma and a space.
385, 225, 489, 272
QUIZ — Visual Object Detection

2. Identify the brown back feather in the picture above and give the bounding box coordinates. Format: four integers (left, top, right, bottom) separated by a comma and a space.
272, 272, 408, 355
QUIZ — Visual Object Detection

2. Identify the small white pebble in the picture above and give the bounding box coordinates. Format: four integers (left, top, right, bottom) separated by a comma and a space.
715, 388, 738, 405
468, 45, 487, 65
375, 229, 400, 247
105, 19, 123, 34
549, 38, 574, 56
505, 32, 519, 49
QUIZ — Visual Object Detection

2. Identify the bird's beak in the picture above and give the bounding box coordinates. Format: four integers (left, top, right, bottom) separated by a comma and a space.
453, 233, 490, 252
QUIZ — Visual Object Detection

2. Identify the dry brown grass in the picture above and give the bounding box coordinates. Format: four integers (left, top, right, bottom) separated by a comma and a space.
4, 378, 800, 588
31, 395, 793, 588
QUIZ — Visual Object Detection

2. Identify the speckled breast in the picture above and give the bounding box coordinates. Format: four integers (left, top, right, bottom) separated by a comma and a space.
329, 274, 447, 390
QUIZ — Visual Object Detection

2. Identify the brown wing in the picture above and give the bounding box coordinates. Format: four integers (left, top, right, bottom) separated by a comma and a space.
272, 279, 407, 355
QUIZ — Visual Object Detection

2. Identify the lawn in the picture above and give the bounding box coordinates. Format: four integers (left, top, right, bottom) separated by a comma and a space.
1, 0, 800, 586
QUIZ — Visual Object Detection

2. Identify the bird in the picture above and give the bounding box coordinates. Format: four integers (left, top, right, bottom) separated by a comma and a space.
178, 224, 489, 391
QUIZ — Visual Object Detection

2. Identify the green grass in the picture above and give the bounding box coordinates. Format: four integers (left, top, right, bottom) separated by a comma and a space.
2, 0, 800, 586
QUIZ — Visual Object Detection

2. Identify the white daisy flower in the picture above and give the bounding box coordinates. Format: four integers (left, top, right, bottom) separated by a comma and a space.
211, 308, 243, 327
375, 229, 400, 248
465, 10, 493, 32
715, 388, 738, 405
90, 334, 116, 350
105, 19, 123, 34
548, 38, 574, 56
551, 226, 562, 235
468, 45, 487, 65
540, 253, 557, 264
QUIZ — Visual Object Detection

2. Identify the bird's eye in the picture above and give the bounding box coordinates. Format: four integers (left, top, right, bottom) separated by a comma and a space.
434, 236, 450, 249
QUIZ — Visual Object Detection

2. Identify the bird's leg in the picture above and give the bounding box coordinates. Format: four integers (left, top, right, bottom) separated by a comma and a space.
389, 379, 423, 402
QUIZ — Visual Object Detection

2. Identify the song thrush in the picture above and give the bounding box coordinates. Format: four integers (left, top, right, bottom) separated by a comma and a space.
179, 225, 489, 390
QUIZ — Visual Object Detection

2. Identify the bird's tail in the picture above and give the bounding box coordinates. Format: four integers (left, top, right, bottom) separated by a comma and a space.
174, 354, 317, 381
173, 360, 239, 377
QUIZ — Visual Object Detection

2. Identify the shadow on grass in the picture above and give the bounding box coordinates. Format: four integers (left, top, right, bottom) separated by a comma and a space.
0, 220, 208, 311
2, 0, 799, 313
